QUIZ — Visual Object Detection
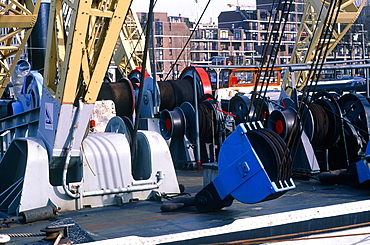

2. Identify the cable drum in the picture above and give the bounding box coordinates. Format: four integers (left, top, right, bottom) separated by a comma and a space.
97, 79, 135, 119
268, 108, 299, 141
159, 107, 186, 140
158, 81, 176, 111
171, 79, 194, 106
180, 102, 197, 143
259, 129, 293, 181
338, 93, 370, 144
230, 95, 251, 125
158, 79, 194, 111
309, 103, 330, 149
311, 92, 343, 148
198, 103, 214, 143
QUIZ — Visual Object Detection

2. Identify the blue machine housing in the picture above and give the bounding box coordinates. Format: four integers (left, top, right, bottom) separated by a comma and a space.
354, 143, 370, 185
215, 123, 295, 203
195, 123, 295, 212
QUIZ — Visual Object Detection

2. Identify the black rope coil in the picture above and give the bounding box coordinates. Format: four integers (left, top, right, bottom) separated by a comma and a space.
158, 79, 194, 111
246, 128, 293, 183
309, 103, 330, 149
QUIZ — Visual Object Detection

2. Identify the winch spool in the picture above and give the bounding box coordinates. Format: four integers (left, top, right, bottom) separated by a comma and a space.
157, 79, 194, 111
268, 107, 299, 141
180, 102, 197, 143
257, 128, 293, 181
309, 103, 330, 149
97, 78, 135, 119
198, 103, 216, 144
194, 124, 295, 213
311, 92, 342, 149
179, 66, 212, 96
229, 95, 251, 125
325, 93, 370, 167
159, 107, 186, 140
229, 95, 271, 125
105, 116, 134, 145
338, 93, 370, 144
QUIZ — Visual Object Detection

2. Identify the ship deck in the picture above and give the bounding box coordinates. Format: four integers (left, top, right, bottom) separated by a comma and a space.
1, 170, 370, 244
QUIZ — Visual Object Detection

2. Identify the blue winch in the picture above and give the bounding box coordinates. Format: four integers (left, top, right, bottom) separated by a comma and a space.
194, 122, 296, 212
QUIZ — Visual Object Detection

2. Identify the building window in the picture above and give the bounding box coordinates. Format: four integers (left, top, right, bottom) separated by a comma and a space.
213, 30, 218, 39
252, 33, 258, 40
169, 49, 172, 56
233, 43, 241, 50
156, 62, 164, 72
155, 49, 163, 60
141, 13, 147, 23
220, 30, 228, 40
251, 22, 257, 30
260, 11, 268, 21
205, 30, 212, 39
288, 45, 294, 54
212, 42, 218, 50
156, 37, 163, 47
237, 56, 244, 65
234, 30, 241, 40
261, 33, 268, 41
169, 37, 172, 44
155, 22, 163, 35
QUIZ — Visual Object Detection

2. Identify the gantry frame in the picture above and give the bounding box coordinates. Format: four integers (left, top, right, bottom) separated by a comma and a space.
282, 0, 367, 94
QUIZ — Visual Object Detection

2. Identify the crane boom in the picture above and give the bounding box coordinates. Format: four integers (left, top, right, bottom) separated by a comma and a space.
43, 0, 131, 105
282, 0, 367, 94
0, 0, 41, 97
113, 7, 151, 77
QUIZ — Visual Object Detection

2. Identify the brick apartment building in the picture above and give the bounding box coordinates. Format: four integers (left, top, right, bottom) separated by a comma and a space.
191, 0, 305, 65
138, 0, 368, 80
137, 12, 192, 81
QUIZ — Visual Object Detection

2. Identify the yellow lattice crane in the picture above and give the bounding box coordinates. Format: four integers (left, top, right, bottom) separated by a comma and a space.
282, 0, 367, 95
114, 7, 150, 77
0, 0, 41, 97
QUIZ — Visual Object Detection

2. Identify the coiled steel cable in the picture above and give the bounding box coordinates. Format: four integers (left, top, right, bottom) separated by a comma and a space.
285, 0, 344, 168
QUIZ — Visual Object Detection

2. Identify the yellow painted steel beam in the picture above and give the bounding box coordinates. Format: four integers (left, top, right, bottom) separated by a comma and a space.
113, 7, 150, 77
44, 0, 132, 104
0, 0, 41, 97
282, 0, 367, 95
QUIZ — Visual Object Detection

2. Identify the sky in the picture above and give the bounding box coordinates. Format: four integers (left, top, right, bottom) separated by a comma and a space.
132, 0, 256, 24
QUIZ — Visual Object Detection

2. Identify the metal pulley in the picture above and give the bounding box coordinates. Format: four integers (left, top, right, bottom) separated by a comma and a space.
229, 95, 251, 125
338, 93, 370, 144
180, 102, 197, 143
159, 107, 186, 140
268, 107, 298, 141
229, 95, 272, 126
105, 116, 134, 145
199, 99, 225, 144
325, 93, 370, 168
180, 66, 212, 96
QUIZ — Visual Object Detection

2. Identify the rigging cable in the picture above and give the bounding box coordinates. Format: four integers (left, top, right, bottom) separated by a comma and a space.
121, 0, 158, 72
131, 0, 155, 164
287, 0, 344, 167
163, 0, 212, 81
249, 0, 294, 122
